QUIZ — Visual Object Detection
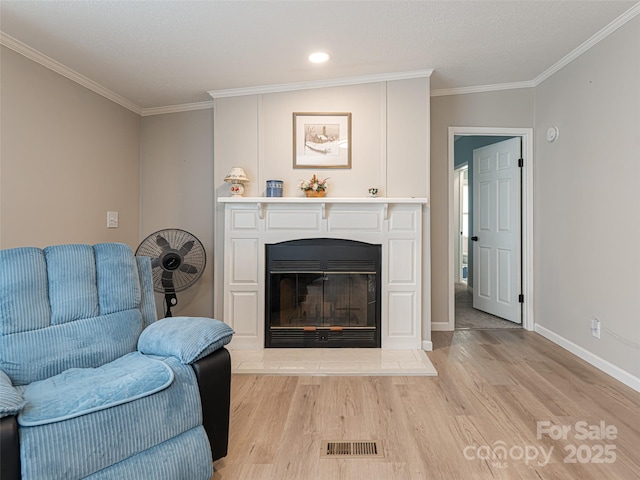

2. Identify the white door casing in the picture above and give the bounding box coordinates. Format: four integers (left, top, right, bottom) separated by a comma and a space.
438, 126, 533, 333
472, 137, 521, 323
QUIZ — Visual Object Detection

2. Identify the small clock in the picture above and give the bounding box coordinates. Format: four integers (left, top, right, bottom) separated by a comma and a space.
546, 126, 559, 142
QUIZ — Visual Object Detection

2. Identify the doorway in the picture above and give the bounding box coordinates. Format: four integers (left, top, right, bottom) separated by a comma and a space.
443, 127, 534, 332
453, 165, 469, 285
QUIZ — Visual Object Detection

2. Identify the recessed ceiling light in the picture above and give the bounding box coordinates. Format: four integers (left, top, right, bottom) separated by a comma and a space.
309, 52, 331, 63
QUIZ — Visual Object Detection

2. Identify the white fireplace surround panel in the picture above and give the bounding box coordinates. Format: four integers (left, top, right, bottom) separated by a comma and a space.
218, 197, 428, 350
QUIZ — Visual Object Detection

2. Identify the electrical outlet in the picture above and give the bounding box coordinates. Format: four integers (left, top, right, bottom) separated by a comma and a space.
591, 318, 601, 339
107, 211, 119, 229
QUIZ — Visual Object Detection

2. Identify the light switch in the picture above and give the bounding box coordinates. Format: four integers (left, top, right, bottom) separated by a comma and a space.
107, 211, 119, 228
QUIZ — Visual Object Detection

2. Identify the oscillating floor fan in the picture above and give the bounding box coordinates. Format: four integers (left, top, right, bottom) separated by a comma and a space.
136, 229, 206, 317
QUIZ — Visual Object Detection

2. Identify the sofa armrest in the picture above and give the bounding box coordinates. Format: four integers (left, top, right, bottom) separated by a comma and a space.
0, 370, 26, 418
0, 415, 20, 480
138, 317, 234, 364
192, 347, 232, 462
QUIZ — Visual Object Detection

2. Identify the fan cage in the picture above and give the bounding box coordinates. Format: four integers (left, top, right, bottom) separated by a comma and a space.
136, 228, 206, 293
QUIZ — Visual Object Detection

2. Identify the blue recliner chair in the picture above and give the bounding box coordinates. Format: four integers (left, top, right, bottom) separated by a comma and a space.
0, 243, 234, 479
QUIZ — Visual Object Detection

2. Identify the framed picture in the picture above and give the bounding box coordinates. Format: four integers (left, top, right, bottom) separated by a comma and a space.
293, 112, 352, 169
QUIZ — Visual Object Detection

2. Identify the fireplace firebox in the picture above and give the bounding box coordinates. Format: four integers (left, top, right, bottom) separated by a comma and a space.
265, 238, 381, 348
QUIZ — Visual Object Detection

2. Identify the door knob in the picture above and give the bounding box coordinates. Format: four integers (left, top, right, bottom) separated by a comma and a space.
471, 236, 478, 241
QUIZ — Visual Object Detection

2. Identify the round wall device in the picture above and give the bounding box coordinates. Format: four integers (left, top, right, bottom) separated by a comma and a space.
546, 126, 559, 142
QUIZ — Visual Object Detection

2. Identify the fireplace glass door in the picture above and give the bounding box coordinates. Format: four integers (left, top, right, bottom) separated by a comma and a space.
270, 272, 377, 329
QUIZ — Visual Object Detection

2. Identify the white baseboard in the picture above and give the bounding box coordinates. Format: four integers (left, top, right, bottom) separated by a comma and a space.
535, 325, 640, 394
422, 340, 433, 351
431, 321, 453, 331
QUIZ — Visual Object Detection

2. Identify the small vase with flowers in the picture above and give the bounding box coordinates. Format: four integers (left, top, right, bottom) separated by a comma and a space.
298, 174, 329, 197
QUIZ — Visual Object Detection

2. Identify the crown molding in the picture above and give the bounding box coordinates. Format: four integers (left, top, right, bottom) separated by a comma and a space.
430, 81, 535, 97
0, 32, 143, 115
533, 2, 640, 86
3, 1, 638, 113
141, 100, 214, 117
431, 2, 640, 98
208, 69, 434, 99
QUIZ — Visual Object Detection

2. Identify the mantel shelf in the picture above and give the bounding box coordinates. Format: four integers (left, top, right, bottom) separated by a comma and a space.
218, 196, 428, 220
217, 196, 428, 205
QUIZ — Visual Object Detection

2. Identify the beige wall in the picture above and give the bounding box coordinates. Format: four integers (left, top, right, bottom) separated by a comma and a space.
534, 16, 640, 379
429, 89, 534, 325
1, 44, 214, 320
213, 78, 432, 341
139, 109, 215, 319
0, 46, 140, 249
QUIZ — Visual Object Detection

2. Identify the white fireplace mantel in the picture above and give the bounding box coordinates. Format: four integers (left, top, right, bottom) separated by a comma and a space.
218, 197, 429, 350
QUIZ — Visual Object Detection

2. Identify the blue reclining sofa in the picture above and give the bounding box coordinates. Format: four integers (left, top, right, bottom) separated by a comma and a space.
0, 243, 234, 479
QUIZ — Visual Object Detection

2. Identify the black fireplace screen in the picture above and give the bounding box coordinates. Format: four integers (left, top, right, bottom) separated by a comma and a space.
270, 272, 377, 328
266, 238, 381, 348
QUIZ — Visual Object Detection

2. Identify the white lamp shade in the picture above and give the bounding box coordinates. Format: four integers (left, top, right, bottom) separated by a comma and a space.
224, 167, 249, 183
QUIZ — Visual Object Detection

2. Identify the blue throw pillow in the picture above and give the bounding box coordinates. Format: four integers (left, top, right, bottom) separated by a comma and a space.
0, 370, 26, 418
138, 317, 234, 364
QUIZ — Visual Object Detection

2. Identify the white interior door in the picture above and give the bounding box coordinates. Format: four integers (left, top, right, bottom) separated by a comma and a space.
472, 138, 521, 323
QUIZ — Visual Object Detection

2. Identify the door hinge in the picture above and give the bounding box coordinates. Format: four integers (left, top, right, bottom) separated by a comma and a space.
518, 294, 524, 303
518, 158, 524, 168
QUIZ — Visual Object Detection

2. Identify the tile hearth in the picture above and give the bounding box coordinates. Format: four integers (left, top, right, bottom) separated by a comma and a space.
230, 348, 437, 376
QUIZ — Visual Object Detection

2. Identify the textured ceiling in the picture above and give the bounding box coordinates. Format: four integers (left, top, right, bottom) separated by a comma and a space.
1, 1, 637, 110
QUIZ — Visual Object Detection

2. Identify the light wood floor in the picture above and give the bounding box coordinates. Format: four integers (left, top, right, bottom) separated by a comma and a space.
212, 330, 640, 479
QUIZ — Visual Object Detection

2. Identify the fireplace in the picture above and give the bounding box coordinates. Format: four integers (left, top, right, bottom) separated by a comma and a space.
218, 197, 428, 350
265, 238, 381, 348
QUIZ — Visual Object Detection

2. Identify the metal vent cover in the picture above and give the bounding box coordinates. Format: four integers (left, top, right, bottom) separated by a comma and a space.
321, 440, 384, 458
270, 260, 321, 271
326, 259, 377, 272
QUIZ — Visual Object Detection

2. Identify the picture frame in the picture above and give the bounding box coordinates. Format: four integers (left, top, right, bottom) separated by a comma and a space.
293, 112, 352, 169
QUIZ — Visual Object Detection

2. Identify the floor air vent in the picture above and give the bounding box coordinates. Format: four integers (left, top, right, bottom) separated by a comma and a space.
321, 441, 384, 458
